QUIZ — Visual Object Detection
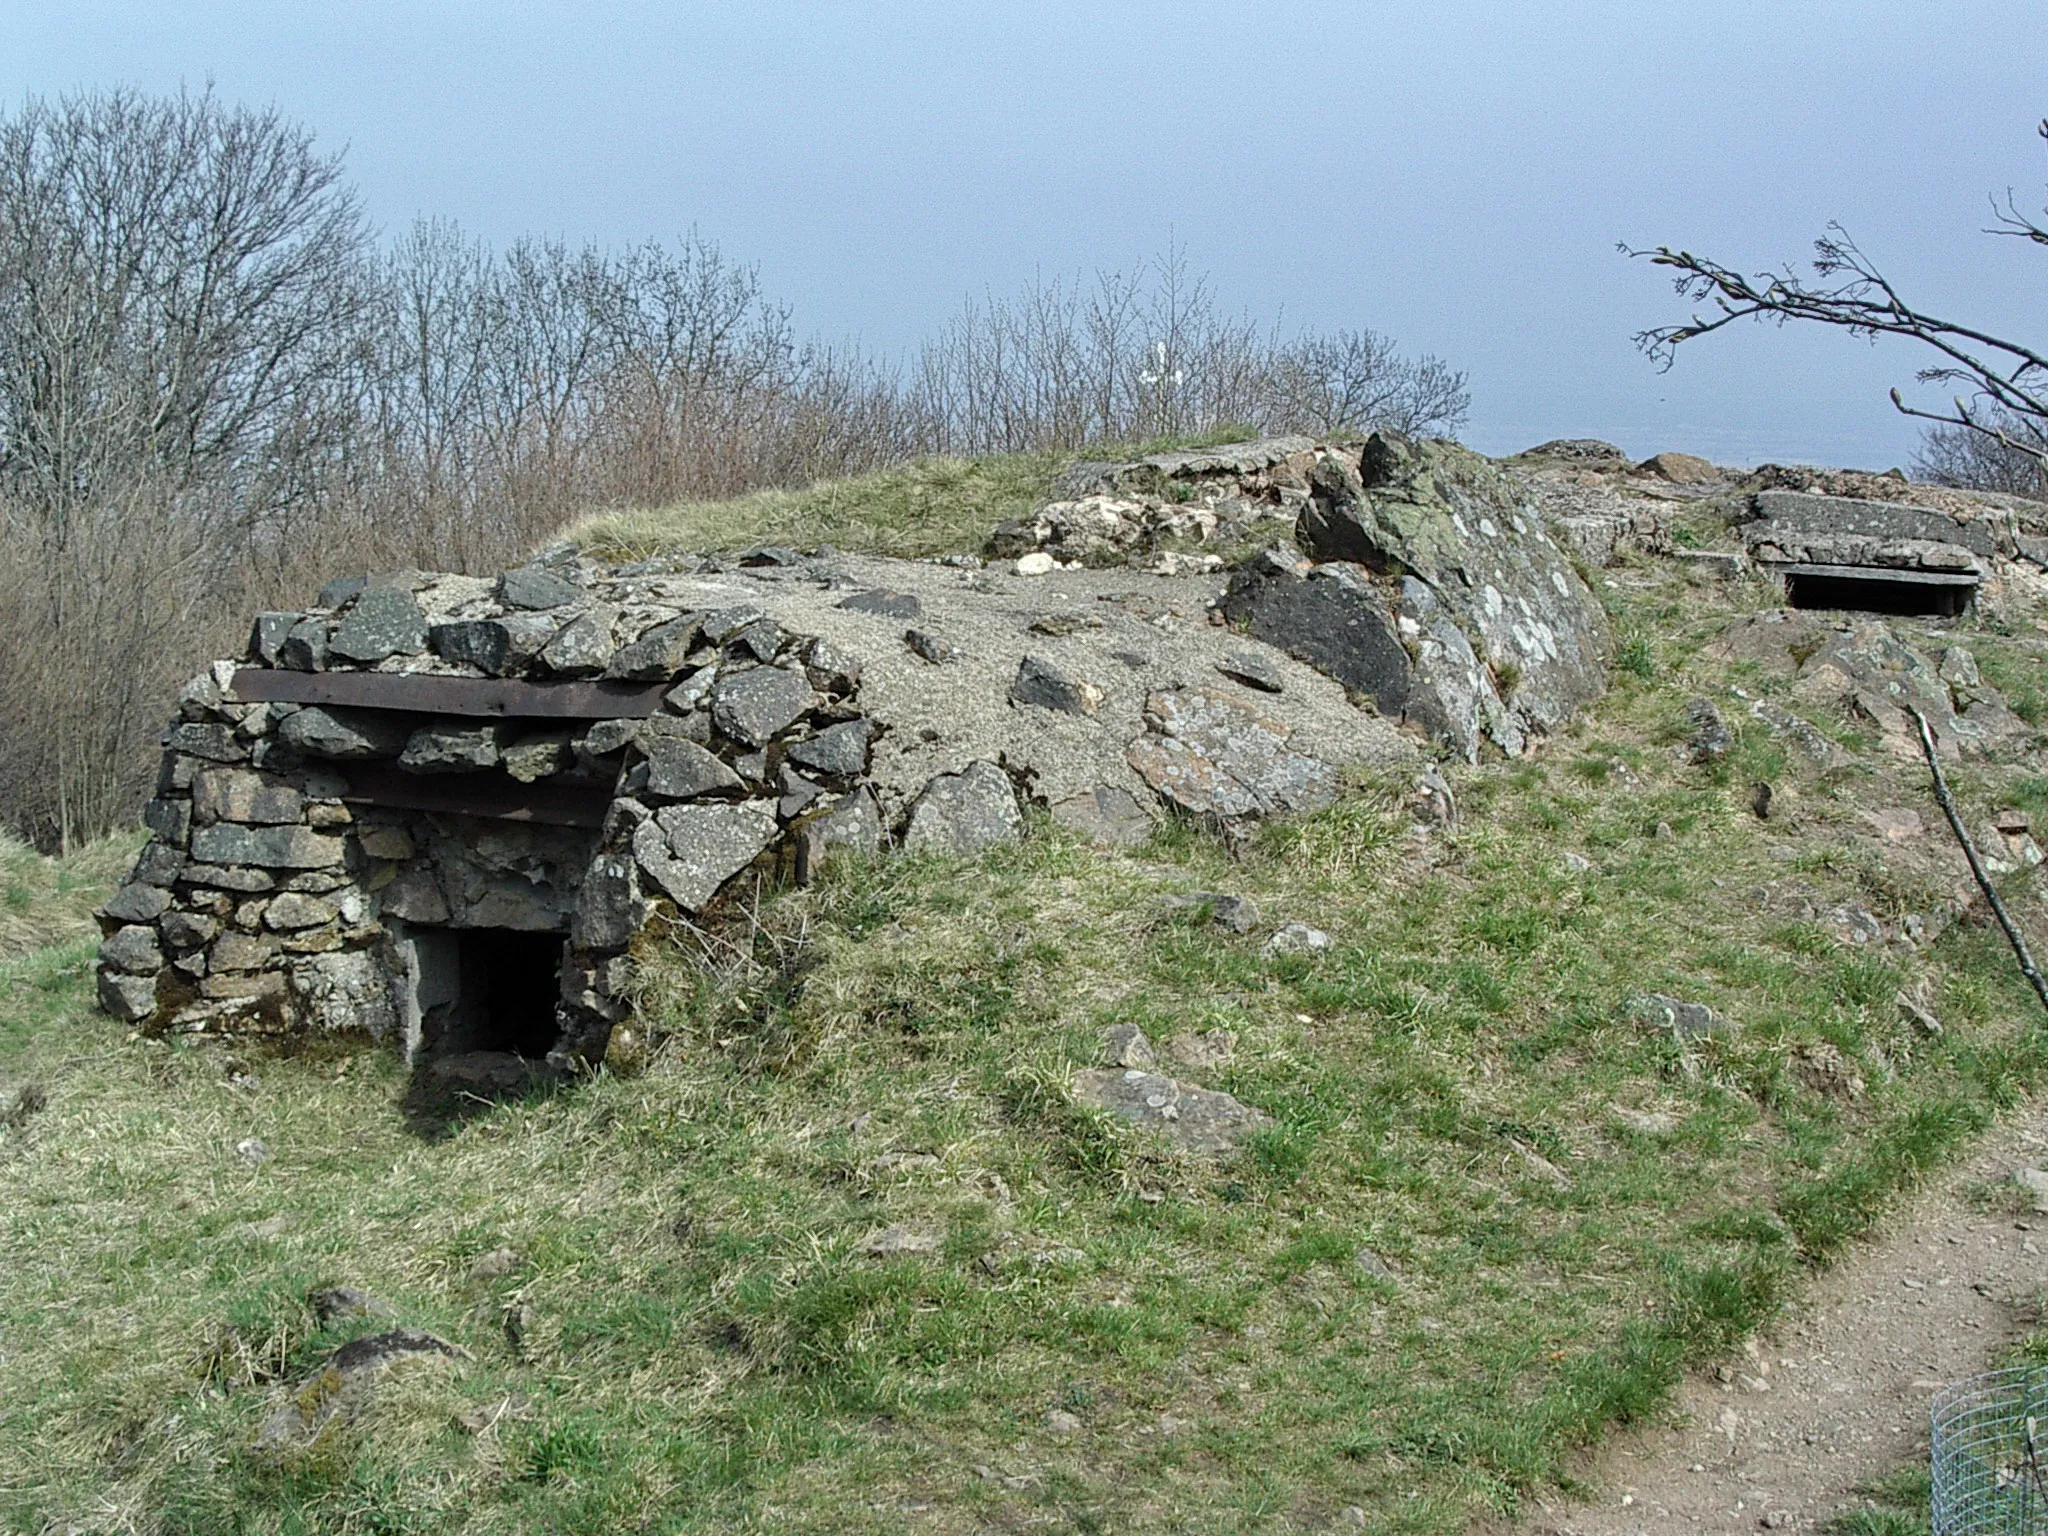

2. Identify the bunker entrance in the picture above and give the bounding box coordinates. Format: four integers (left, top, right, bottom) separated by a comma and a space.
1783, 566, 1976, 618
403, 926, 564, 1062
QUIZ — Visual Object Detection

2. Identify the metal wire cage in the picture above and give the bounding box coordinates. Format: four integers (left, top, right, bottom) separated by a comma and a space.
1933, 1367, 2048, 1535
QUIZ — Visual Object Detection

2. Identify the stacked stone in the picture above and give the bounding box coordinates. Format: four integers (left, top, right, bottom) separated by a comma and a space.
96, 660, 389, 1034
95, 547, 902, 1061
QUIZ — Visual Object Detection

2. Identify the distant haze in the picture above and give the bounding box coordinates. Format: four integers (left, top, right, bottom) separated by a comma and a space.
8, 0, 2044, 470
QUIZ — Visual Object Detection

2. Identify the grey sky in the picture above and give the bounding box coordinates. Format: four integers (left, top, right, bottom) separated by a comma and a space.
8, 1, 2043, 468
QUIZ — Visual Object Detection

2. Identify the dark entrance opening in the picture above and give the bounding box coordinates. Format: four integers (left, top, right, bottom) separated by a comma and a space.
410, 927, 564, 1060
1784, 568, 1975, 618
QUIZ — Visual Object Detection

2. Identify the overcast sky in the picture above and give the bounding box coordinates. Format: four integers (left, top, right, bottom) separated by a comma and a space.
8, 1, 2043, 468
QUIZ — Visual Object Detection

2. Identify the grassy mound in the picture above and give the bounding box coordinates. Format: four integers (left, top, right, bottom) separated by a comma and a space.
565, 452, 1068, 563
3, 545, 2047, 1532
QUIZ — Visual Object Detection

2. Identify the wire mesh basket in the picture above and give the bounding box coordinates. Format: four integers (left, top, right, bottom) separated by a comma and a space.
1933, 1367, 2048, 1535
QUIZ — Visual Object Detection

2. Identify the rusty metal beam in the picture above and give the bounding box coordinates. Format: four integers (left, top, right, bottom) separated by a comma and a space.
335, 763, 611, 828
229, 668, 667, 719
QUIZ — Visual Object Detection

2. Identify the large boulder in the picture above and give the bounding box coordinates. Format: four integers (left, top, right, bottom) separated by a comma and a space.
1221, 432, 1609, 759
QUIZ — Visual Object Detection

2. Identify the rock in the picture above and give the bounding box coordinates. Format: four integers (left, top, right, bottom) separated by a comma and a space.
211, 932, 276, 971
786, 719, 873, 778
498, 565, 582, 610
318, 576, 367, 608
160, 911, 219, 949
606, 616, 702, 680
632, 801, 779, 912
710, 666, 817, 748
539, 606, 620, 676
1522, 438, 1627, 463
399, 723, 502, 774
572, 851, 647, 949
328, 587, 427, 664
777, 767, 826, 819
1070, 1067, 1271, 1153
168, 722, 247, 762
1044, 1409, 1082, 1435
2014, 1168, 2048, 1215
802, 637, 862, 694
1011, 655, 1104, 716
639, 737, 744, 799
248, 611, 299, 665
796, 787, 885, 880
1218, 552, 1412, 716
728, 619, 784, 662
465, 1246, 523, 1283
277, 618, 329, 671
901, 762, 1021, 854
861, 1224, 943, 1257
236, 1137, 271, 1165
356, 824, 416, 861
1127, 689, 1336, 820
263, 893, 336, 931
1204, 895, 1259, 934
1626, 993, 1731, 1043
189, 824, 344, 870
1216, 651, 1283, 693
1048, 784, 1154, 846
838, 589, 923, 619
1685, 696, 1734, 764
1280, 433, 1608, 753
1015, 552, 1056, 576
277, 706, 410, 760
193, 769, 305, 826
1634, 451, 1718, 484
500, 733, 574, 783
309, 1286, 395, 1327
1743, 490, 1998, 562
737, 545, 801, 567
1030, 613, 1104, 637
182, 862, 274, 892
1562, 850, 1594, 874
904, 628, 963, 664
1103, 1023, 1156, 1069
290, 950, 398, 1036
254, 1329, 467, 1453
102, 882, 172, 923
429, 615, 559, 676
1264, 922, 1331, 957
96, 968, 157, 1021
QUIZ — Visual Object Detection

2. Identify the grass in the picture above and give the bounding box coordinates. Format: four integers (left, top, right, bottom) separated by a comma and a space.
0, 829, 137, 958
4, 516, 2048, 1532
562, 428, 1268, 562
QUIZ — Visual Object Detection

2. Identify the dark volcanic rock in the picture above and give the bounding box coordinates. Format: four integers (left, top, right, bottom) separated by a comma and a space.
710, 666, 817, 748
277, 706, 411, 760
606, 616, 702, 680
430, 615, 559, 676
787, 719, 873, 778
900, 761, 1021, 854
498, 565, 583, 610
838, 589, 923, 619
1127, 689, 1336, 820
399, 723, 503, 774
1010, 655, 1103, 716
328, 587, 428, 664
632, 802, 779, 911
639, 737, 744, 799
1216, 650, 1283, 693
1070, 1067, 1270, 1153
1217, 551, 1412, 715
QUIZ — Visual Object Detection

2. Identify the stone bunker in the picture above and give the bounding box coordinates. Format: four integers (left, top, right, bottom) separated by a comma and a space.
93, 431, 1614, 1069
1740, 489, 1999, 617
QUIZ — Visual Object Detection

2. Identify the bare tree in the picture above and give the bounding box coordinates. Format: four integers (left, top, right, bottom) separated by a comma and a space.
0, 86, 367, 848
1625, 118, 2048, 479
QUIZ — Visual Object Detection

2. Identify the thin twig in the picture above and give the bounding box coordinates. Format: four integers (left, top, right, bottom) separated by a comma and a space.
1908, 706, 2048, 1016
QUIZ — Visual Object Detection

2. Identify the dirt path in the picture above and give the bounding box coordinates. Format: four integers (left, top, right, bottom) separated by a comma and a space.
1525, 1101, 2048, 1535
